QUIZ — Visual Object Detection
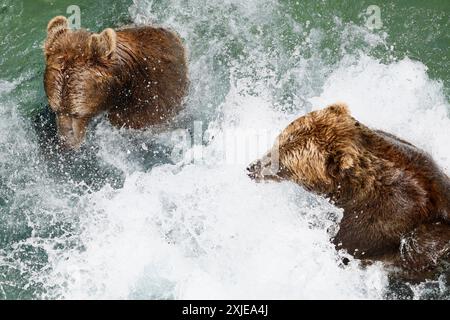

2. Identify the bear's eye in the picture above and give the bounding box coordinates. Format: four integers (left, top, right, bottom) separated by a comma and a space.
55, 111, 69, 117
355, 121, 360, 127
70, 112, 83, 119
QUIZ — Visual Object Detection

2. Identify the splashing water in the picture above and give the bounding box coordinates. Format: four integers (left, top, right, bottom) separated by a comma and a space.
0, 0, 449, 299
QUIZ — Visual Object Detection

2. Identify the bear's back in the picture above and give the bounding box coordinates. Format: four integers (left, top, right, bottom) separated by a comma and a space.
116, 26, 186, 64
106, 25, 188, 129
363, 128, 450, 221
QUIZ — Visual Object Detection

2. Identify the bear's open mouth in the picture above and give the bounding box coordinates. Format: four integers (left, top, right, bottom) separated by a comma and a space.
246, 160, 261, 180
246, 158, 284, 183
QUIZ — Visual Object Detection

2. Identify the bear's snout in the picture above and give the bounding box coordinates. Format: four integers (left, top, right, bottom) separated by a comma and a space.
246, 160, 262, 180
247, 152, 283, 182
55, 115, 88, 151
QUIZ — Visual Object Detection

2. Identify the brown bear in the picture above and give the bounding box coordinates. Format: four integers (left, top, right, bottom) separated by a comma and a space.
43, 16, 188, 149
247, 103, 450, 280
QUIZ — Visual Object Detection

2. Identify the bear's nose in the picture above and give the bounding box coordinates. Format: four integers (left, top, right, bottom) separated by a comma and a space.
58, 132, 82, 151
246, 160, 262, 179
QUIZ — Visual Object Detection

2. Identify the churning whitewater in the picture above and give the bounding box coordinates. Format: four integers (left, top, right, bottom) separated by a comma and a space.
0, 0, 449, 299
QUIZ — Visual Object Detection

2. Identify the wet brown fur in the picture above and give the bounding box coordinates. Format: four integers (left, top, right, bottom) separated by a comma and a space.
248, 103, 450, 280
43, 16, 188, 148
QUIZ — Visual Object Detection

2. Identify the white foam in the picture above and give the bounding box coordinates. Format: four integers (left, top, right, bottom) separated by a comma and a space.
0, 80, 16, 95
51, 162, 388, 299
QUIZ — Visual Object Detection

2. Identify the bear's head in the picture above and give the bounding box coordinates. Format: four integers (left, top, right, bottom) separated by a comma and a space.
247, 103, 361, 194
43, 16, 118, 150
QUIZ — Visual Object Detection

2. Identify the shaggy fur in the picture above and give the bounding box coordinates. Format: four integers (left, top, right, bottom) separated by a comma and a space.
247, 103, 450, 280
43, 16, 188, 149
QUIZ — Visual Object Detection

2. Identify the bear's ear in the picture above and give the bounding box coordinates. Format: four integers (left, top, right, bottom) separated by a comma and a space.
47, 15, 69, 34
339, 152, 354, 170
44, 16, 70, 56
88, 28, 117, 60
326, 102, 350, 116
326, 149, 355, 177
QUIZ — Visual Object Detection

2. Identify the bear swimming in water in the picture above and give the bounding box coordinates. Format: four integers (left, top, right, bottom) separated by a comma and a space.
247, 103, 450, 280
43, 16, 188, 149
